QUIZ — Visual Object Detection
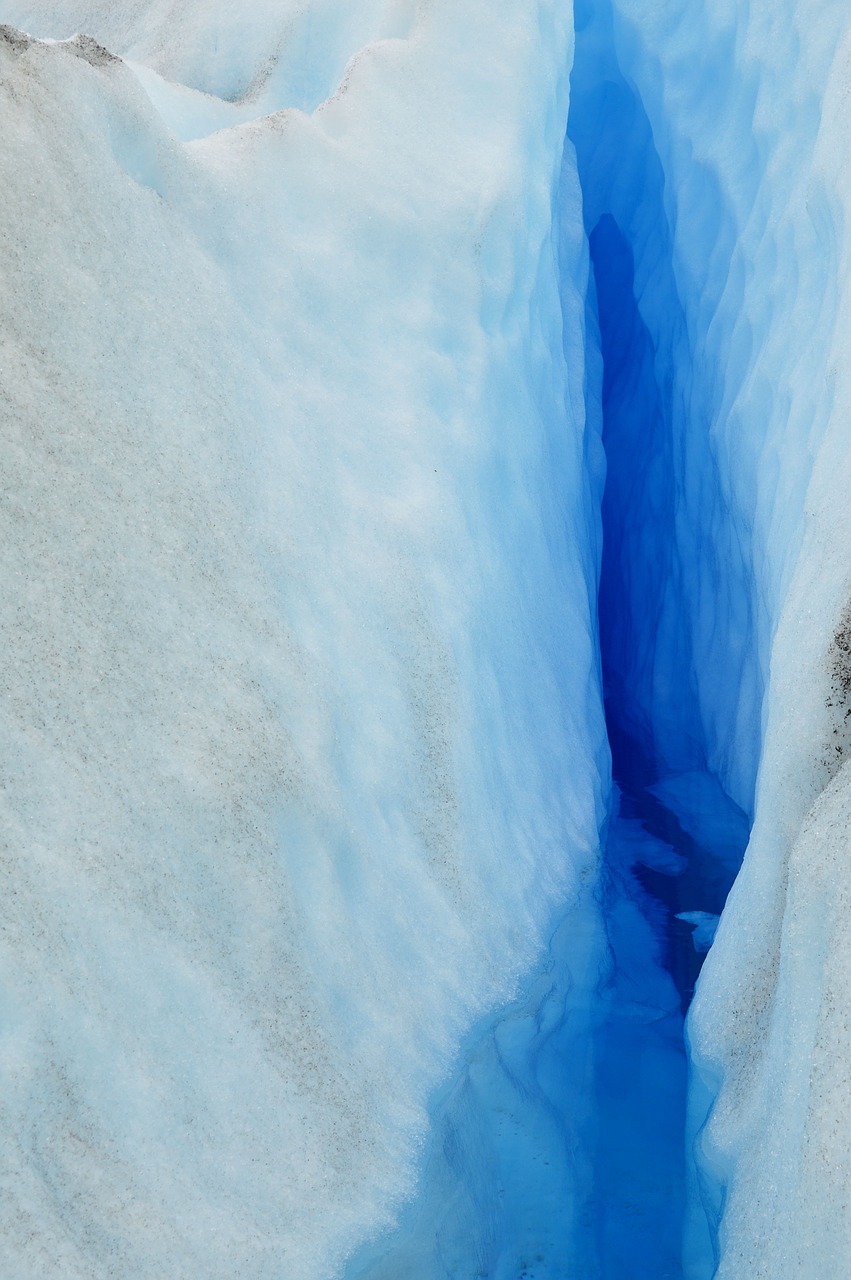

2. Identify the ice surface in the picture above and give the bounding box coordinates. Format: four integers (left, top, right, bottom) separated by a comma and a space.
0, 0, 418, 109
650, 774, 749, 875
676, 913, 720, 954
3, 0, 851, 1274
342, 754, 745, 1280
568, 0, 851, 1270
695, 761, 851, 1275
0, 7, 608, 1277
596, 0, 851, 1273
344, 887, 606, 1280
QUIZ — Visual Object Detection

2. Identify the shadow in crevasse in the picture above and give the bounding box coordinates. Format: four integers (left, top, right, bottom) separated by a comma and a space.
585, 720, 748, 1278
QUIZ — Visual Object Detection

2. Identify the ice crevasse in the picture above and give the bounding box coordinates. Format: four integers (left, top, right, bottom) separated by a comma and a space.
0, 0, 850, 1277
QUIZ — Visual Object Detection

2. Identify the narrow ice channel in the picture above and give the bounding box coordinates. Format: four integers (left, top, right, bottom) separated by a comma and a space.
342, 0, 767, 1269
347, 3, 759, 1276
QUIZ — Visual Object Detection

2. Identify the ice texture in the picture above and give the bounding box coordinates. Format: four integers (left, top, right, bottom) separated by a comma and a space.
590, 0, 851, 1274
0, 0, 418, 110
3, 0, 851, 1275
0, 7, 608, 1277
677, 912, 720, 954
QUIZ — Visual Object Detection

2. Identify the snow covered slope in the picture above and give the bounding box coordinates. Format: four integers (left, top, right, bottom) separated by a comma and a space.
0, 6, 607, 1277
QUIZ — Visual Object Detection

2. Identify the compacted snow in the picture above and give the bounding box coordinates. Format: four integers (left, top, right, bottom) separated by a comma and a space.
1, 0, 851, 1277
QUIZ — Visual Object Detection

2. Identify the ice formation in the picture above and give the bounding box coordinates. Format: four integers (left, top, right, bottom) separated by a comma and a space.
1, 0, 850, 1277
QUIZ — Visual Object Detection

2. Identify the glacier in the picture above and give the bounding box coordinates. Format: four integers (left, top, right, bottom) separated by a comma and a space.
1, 0, 850, 1277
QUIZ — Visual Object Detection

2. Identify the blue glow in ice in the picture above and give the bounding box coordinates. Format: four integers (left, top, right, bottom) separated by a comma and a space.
349, 1, 757, 1275
2, 0, 847, 1274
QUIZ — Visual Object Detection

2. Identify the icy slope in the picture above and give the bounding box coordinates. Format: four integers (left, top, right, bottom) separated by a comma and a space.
0, 0, 416, 110
593, 0, 851, 1272
0, 8, 607, 1278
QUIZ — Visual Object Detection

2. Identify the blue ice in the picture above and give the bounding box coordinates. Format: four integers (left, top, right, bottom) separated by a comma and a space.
346, 769, 747, 1279
0, 0, 795, 1269
349, 0, 758, 1273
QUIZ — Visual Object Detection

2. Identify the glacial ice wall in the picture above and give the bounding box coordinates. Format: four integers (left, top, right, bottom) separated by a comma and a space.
0, 5, 609, 1276
3, 0, 851, 1274
594, 0, 851, 1273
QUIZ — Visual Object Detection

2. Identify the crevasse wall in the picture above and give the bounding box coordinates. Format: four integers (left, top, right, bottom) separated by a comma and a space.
690, 24, 851, 1273
600, 0, 846, 801
3, 0, 851, 1274
569, 0, 734, 793
595, 0, 851, 1273
0, 4, 609, 1277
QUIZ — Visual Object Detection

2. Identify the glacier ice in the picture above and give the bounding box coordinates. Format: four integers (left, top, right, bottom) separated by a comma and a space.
591, 0, 851, 1274
1, 0, 851, 1276
0, 5, 607, 1277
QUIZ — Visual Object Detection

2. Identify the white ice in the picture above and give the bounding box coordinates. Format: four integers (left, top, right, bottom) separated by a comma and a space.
0, 5, 607, 1277
2, 0, 851, 1276
601, 0, 851, 1273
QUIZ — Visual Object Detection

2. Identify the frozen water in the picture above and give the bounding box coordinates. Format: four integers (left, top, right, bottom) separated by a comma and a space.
344, 886, 606, 1280
0, 0, 419, 109
2, 0, 851, 1276
0, 7, 607, 1276
677, 913, 720, 954
597, 1, 851, 1274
